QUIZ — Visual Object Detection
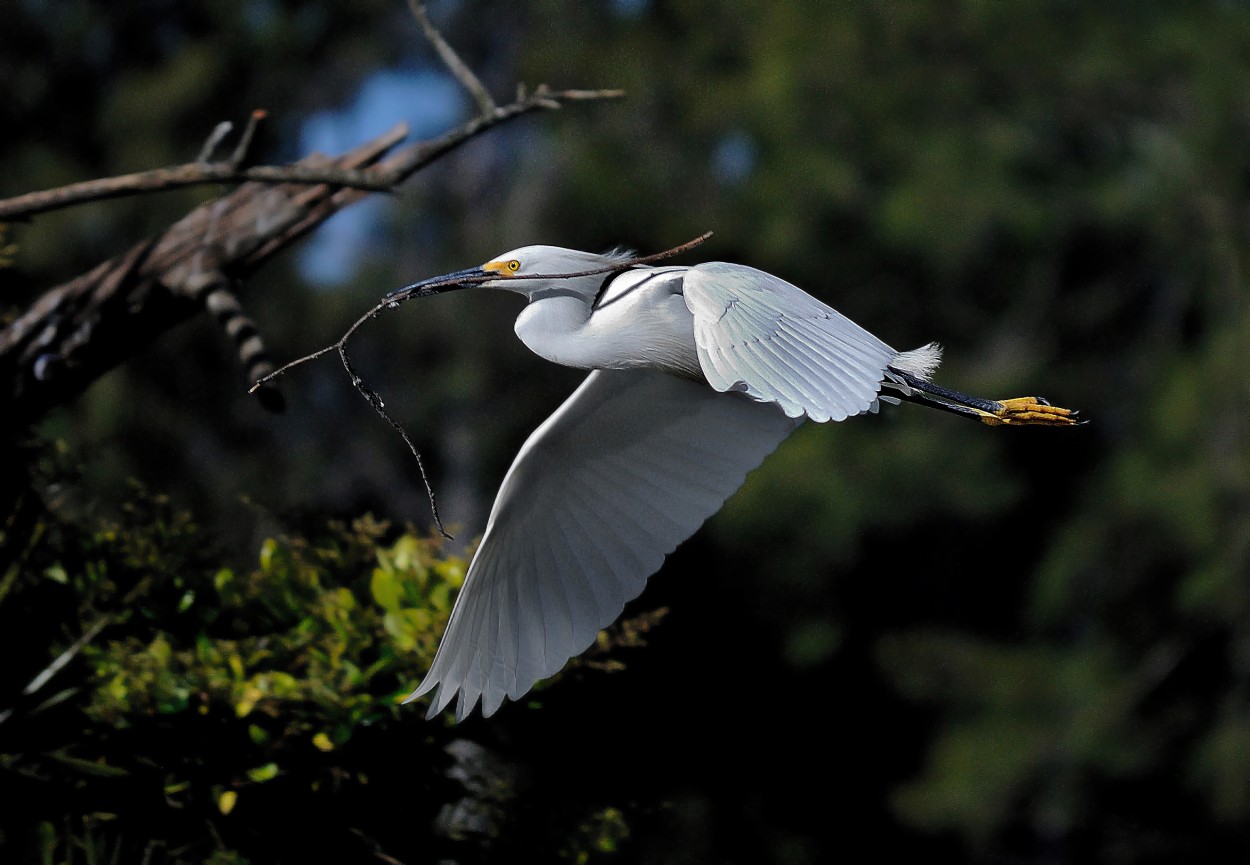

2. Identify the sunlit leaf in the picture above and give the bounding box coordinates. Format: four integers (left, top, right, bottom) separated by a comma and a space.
217, 789, 238, 815
246, 762, 279, 783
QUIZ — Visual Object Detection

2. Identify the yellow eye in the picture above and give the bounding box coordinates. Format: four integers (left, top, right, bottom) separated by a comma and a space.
506, 259, 521, 273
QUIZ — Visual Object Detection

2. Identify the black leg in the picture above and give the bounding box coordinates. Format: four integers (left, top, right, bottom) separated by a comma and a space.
888, 367, 1005, 414
886, 367, 1085, 427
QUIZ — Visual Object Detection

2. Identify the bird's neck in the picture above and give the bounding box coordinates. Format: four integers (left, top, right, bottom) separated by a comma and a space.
513, 295, 596, 368
511, 271, 703, 380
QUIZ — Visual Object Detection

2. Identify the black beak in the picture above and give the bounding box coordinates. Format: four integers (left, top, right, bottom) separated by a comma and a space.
384, 266, 490, 303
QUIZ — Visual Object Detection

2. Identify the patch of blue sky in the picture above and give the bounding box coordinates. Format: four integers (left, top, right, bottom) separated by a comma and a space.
713, 130, 757, 186
299, 69, 465, 286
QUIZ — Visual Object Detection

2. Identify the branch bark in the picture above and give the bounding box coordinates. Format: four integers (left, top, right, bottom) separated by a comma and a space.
0, 108, 404, 223
0, 161, 397, 223
407, 0, 496, 116
0, 85, 622, 430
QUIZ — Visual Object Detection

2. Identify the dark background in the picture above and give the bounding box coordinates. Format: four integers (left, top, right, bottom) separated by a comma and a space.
1, 2, 1247, 863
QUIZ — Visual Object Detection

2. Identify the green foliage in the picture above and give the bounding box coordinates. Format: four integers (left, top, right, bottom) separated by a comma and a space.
0, 454, 658, 865
563, 806, 630, 864
80, 507, 464, 745
0, 473, 469, 864
870, 284, 1250, 860
879, 631, 1147, 843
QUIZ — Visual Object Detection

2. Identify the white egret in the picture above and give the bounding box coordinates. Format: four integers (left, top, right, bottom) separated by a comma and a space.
393, 246, 1080, 720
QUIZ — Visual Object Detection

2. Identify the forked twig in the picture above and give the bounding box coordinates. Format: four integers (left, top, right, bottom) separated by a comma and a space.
407, 0, 496, 116
250, 232, 714, 538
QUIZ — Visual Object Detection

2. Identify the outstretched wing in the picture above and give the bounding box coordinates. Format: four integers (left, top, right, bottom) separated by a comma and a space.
683, 262, 899, 422
407, 369, 799, 720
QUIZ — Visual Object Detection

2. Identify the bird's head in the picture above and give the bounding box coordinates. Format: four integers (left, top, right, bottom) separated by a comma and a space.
387, 246, 634, 303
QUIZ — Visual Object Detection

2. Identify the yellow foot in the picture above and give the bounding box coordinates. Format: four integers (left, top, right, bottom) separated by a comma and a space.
978, 397, 1084, 427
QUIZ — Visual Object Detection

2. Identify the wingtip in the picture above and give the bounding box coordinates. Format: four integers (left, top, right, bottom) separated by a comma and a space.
402, 675, 444, 716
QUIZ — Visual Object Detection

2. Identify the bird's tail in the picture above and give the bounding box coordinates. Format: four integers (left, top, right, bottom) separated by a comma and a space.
889, 341, 943, 381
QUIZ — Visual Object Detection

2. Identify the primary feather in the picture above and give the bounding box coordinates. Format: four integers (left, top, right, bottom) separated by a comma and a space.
407, 369, 798, 720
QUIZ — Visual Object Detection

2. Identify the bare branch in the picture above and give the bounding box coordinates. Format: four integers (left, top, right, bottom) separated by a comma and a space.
21, 617, 110, 698
0, 159, 394, 223
0, 84, 623, 429
197, 121, 234, 163
538, 86, 627, 103
349, 828, 409, 865
408, 0, 496, 116
0, 125, 408, 427
229, 108, 268, 168
374, 85, 623, 182
0, 83, 622, 225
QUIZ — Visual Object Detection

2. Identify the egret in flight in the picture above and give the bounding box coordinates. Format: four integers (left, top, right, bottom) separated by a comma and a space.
392, 246, 1079, 720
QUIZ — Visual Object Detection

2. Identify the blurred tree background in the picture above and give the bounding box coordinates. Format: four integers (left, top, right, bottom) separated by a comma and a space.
1, 1, 1247, 863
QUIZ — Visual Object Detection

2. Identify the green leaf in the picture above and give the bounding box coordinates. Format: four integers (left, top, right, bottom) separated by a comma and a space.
217, 789, 238, 815
370, 567, 401, 612
214, 567, 234, 590
246, 762, 279, 783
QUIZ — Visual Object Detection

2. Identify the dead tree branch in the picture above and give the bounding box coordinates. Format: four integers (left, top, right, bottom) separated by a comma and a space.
0, 161, 397, 223
407, 0, 496, 116
0, 111, 401, 223
0, 84, 623, 430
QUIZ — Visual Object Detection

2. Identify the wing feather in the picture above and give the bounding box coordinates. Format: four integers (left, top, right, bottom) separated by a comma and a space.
753, 334, 827, 413
772, 320, 863, 419
407, 369, 798, 719
684, 263, 898, 421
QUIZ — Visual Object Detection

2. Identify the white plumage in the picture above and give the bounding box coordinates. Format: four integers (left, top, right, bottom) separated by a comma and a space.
417, 369, 798, 718
393, 245, 1077, 720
